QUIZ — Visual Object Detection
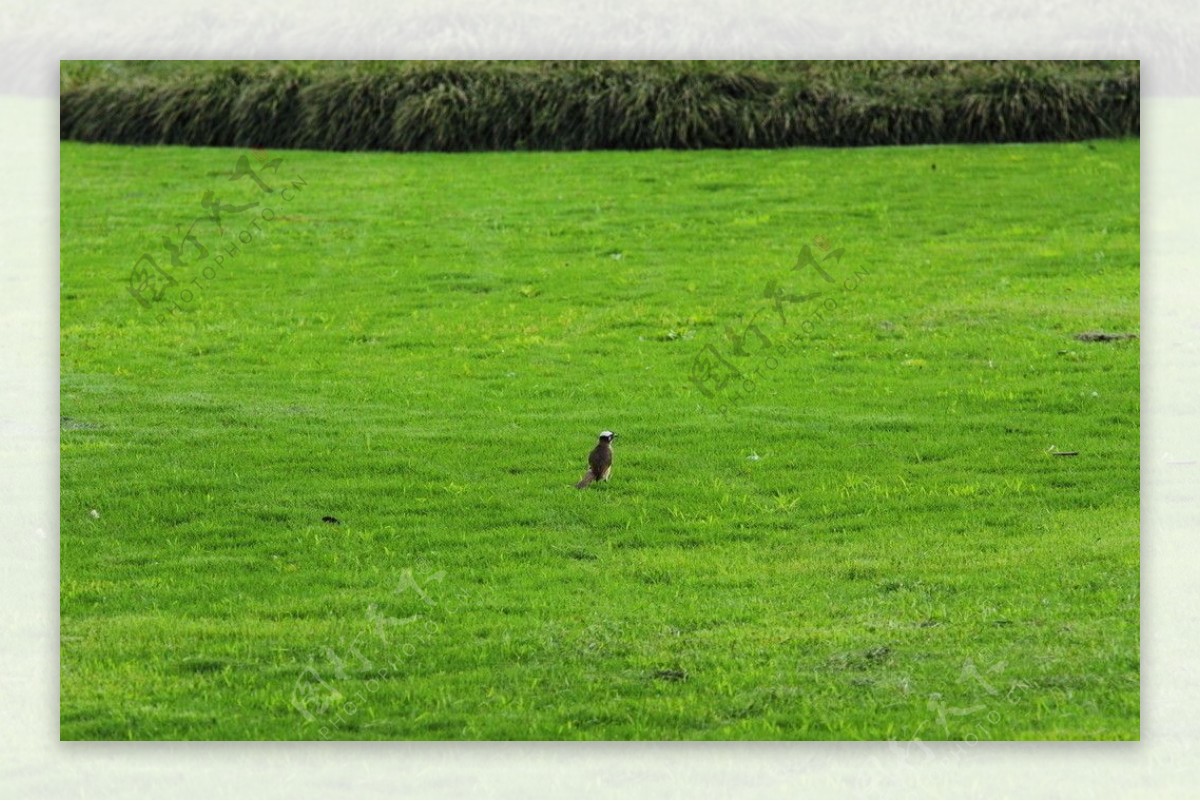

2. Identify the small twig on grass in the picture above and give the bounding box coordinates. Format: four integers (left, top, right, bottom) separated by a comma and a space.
1074, 331, 1137, 342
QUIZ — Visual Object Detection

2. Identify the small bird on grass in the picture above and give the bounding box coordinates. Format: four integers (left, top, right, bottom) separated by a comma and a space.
576, 430, 617, 489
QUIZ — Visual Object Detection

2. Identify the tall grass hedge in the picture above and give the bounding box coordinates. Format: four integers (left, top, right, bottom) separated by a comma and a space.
59, 61, 1139, 151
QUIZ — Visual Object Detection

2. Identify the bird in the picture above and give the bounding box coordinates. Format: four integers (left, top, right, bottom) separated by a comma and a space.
575, 430, 617, 489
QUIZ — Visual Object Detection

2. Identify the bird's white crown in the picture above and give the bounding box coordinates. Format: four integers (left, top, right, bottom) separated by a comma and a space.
599, 430, 614, 438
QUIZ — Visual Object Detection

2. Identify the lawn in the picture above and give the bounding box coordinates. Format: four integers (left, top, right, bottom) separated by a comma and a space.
59, 139, 1139, 740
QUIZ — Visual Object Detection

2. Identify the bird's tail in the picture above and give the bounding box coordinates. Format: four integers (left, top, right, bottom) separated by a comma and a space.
575, 470, 596, 489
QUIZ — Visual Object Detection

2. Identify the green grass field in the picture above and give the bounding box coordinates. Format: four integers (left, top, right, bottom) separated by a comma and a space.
60, 138, 1139, 740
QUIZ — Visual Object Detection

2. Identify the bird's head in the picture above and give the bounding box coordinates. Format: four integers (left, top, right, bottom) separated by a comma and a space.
598, 430, 616, 443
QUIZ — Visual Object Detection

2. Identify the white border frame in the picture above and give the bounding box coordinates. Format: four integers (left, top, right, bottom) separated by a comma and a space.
4, 1, 1194, 796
